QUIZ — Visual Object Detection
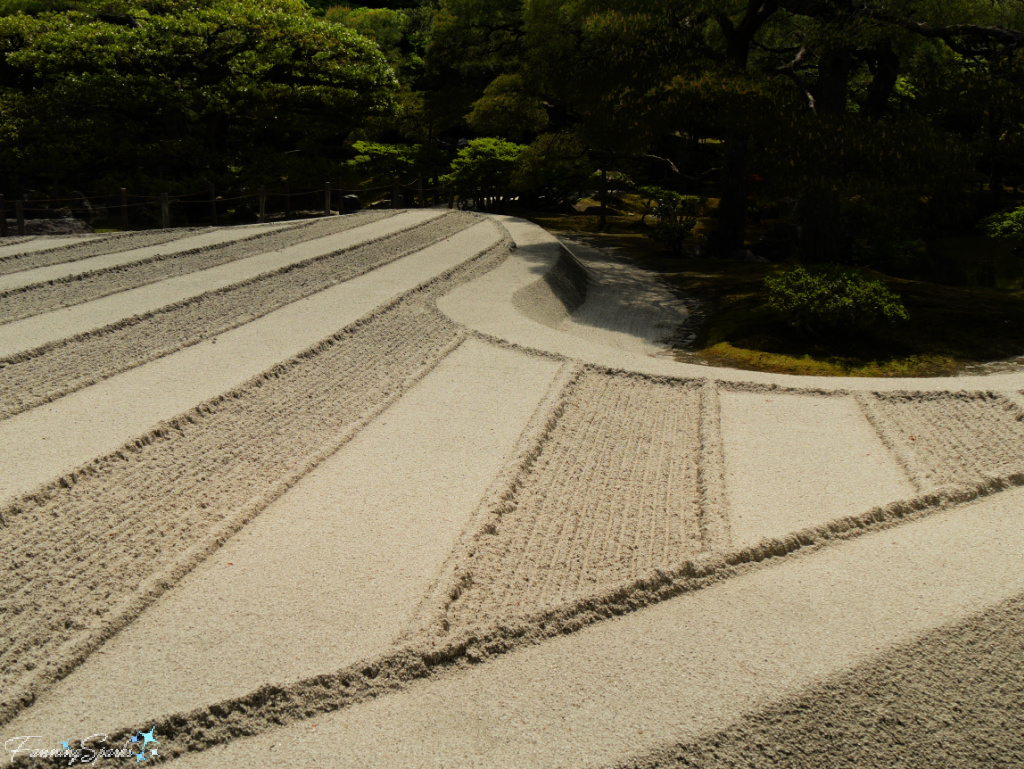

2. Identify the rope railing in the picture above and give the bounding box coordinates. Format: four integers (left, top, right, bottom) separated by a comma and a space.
0, 174, 455, 236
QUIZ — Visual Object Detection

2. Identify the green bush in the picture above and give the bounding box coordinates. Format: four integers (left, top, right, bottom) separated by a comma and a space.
765, 265, 909, 337
638, 186, 704, 255
982, 205, 1024, 246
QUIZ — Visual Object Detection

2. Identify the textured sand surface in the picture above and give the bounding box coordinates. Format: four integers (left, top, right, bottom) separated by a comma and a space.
4, 340, 561, 740
0, 223, 294, 295
436, 370, 708, 632
4, 213, 1024, 769
0, 218, 500, 502
0, 210, 442, 357
0, 230, 188, 276
719, 390, 916, 548
0, 212, 471, 420
168, 487, 1024, 769
0, 235, 101, 260
0, 225, 508, 725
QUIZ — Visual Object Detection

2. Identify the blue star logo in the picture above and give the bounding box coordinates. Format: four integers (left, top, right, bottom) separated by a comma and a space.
129, 728, 159, 762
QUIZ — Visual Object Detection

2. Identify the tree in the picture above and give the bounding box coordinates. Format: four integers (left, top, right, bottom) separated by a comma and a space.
443, 136, 524, 211
0, 0, 398, 190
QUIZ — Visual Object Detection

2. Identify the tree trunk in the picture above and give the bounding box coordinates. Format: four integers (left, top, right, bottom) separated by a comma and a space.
599, 167, 608, 230
708, 131, 749, 255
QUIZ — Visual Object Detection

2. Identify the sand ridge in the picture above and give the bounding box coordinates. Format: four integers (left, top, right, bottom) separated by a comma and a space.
0, 210, 444, 358
0, 212, 472, 419
0, 217, 382, 322
4, 214, 1024, 768
0, 227, 512, 728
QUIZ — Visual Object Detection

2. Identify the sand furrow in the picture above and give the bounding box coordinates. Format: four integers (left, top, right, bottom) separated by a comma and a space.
0, 211, 444, 358
154, 485, 1024, 769
859, 391, 1024, 491
0, 223, 302, 292
0, 218, 370, 320
439, 370, 704, 631
0, 212, 475, 421
696, 382, 730, 550
719, 390, 916, 549
0, 236, 104, 261
4, 340, 563, 742
0, 234, 512, 727
0, 229, 192, 277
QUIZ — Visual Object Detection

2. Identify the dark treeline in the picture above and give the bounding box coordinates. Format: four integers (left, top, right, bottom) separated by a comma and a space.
3, 0, 1024, 263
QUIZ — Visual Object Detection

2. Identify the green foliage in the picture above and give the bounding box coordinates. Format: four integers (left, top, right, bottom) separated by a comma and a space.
982, 206, 1024, 243
443, 136, 524, 211
765, 265, 910, 337
0, 0, 398, 188
466, 73, 548, 142
347, 140, 419, 177
511, 132, 592, 207
637, 186, 704, 256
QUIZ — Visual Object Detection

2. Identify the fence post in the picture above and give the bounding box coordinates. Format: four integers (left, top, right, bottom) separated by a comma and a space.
338, 176, 346, 214
159, 192, 170, 229
120, 188, 129, 230
284, 179, 291, 220
418, 173, 425, 208
15, 199, 25, 236
448, 187, 454, 209
209, 182, 217, 226
0, 194, 6, 237
259, 185, 267, 223
324, 181, 332, 216
391, 175, 400, 209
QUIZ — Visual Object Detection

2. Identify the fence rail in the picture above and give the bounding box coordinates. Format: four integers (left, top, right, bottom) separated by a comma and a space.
0, 174, 451, 236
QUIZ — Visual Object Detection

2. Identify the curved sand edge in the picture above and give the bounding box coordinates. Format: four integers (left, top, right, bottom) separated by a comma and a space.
441, 215, 1024, 394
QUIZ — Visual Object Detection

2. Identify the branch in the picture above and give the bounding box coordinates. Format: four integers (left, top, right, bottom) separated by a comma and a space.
769, 40, 816, 111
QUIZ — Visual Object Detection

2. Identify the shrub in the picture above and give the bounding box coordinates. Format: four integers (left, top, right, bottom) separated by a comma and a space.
982, 205, 1024, 248
765, 265, 909, 337
638, 186, 705, 255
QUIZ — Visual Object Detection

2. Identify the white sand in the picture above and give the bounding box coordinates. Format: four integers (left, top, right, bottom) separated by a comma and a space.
4, 339, 561, 741
4, 213, 1024, 767
555, 238, 690, 355
0, 220, 502, 502
0, 211, 443, 357
718, 390, 916, 549
0, 236, 100, 259
170, 486, 1024, 769
0, 224, 293, 291
442, 216, 1024, 394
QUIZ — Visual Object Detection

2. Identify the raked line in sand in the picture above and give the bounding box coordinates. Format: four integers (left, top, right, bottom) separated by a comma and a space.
137, 485, 1024, 769
0, 218, 502, 502
0, 209, 443, 357
0, 235, 103, 260
0, 212, 471, 421
0, 228, 510, 726
0, 222, 296, 294
0, 229, 197, 276
5, 214, 1024, 766
3, 340, 563, 742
